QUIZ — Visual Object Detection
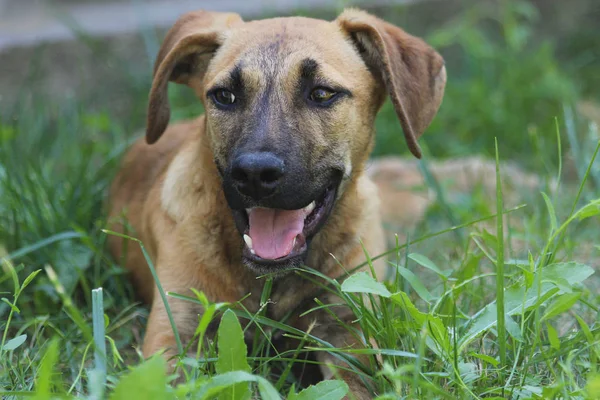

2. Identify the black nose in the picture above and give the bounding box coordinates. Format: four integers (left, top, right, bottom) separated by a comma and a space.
231, 152, 285, 200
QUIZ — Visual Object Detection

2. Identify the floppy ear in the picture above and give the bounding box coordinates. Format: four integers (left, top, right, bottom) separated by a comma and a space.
146, 10, 243, 144
336, 9, 446, 158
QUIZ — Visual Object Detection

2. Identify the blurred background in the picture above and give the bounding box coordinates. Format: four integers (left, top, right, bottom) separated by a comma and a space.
1, 0, 599, 164
0, 0, 599, 316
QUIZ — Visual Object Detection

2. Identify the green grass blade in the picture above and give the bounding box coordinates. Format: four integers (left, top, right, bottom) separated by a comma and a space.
92, 288, 107, 386
494, 138, 507, 373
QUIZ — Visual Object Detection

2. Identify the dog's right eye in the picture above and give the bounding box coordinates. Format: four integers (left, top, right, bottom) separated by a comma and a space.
308, 87, 338, 106
211, 89, 237, 107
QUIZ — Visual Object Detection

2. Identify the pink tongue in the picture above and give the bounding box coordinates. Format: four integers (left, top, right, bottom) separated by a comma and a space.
248, 207, 310, 260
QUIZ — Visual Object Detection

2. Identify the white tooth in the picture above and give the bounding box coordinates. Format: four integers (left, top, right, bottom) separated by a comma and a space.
304, 201, 316, 214
250, 249, 255, 255
292, 236, 297, 249
243, 234, 253, 250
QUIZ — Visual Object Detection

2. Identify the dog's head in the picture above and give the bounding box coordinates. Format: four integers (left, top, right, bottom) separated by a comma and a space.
145, 9, 446, 273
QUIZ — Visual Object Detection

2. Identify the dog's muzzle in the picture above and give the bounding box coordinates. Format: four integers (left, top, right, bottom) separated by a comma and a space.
221, 151, 343, 273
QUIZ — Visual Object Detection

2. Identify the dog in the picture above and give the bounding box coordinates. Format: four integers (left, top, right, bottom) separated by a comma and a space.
107, 8, 446, 398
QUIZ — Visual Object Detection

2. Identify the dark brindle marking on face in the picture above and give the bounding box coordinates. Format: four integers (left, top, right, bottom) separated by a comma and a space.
203, 28, 380, 271
207, 48, 348, 272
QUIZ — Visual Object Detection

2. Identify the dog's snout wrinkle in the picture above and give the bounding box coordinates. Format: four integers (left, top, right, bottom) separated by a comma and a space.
231, 152, 285, 200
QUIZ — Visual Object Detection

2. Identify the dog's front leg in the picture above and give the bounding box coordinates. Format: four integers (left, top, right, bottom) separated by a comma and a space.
143, 295, 199, 361
140, 243, 246, 370
140, 252, 220, 367
143, 281, 204, 365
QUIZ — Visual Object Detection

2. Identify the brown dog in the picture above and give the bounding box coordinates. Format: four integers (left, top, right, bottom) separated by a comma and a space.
107, 8, 446, 397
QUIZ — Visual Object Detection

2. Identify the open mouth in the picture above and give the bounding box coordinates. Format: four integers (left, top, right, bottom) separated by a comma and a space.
231, 185, 337, 269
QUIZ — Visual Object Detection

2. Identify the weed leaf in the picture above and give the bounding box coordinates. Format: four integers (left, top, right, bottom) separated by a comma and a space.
470, 353, 499, 367
109, 356, 171, 400
542, 262, 594, 287
216, 309, 251, 400
2, 334, 26, 351
576, 199, 600, 221
341, 271, 391, 298
394, 265, 433, 302
541, 292, 581, 321
505, 315, 524, 342
196, 371, 279, 400
546, 323, 560, 350
408, 253, 449, 280
294, 380, 349, 400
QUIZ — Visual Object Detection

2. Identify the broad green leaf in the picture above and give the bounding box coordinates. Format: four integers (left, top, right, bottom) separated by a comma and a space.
216, 309, 251, 400
256, 376, 281, 400
541, 192, 557, 232
110, 356, 171, 400
2, 334, 27, 351
341, 271, 391, 298
395, 265, 433, 303
470, 352, 499, 367
458, 362, 479, 384
195, 371, 280, 400
541, 292, 581, 321
295, 380, 348, 400
408, 253, 448, 280
505, 315, 523, 342
546, 323, 560, 350
576, 199, 600, 221
541, 385, 563, 398
542, 262, 594, 287
550, 277, 573, 294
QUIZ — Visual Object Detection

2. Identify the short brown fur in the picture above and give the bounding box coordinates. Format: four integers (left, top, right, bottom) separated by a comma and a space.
108, 8, 446, 398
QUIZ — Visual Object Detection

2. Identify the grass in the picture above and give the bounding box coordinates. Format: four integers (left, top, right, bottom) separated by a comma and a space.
1, 0, 600, 399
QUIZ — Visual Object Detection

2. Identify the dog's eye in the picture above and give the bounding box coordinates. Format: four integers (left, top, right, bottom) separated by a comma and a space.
309, 88, 337, 104
213, 89, 236, 106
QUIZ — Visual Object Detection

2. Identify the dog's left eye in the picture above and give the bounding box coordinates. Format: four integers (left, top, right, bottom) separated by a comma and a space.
309, 88, 338, 104
212, 89, 237, 107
